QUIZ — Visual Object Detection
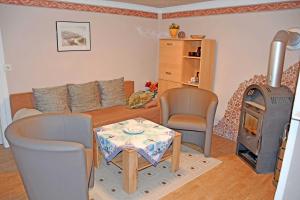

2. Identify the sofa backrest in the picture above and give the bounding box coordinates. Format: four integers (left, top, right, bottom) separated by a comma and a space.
10, 80, 134, 117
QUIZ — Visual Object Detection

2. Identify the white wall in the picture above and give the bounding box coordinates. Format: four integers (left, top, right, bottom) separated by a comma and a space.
0, 4, 159, 93
159, 9, 300, 120
1, 3, 300, 122
0, 29, 11, 147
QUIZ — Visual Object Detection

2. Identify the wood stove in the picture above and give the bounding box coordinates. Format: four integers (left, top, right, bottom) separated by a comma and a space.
237, 84, 293, 173
236, 29, 299, 173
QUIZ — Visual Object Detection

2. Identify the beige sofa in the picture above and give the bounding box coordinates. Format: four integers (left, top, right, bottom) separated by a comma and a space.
10, 80, 160, 168
9, 81, 161, 127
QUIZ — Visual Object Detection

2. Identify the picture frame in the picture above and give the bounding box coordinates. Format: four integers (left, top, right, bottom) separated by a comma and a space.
56, 21, 91, 52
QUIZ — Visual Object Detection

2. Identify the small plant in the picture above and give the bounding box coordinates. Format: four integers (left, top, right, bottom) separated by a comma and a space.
169, 23, 180, 29
145, 81, 158, 98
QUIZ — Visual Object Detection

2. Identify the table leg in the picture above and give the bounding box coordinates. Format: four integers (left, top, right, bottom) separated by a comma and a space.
93, 131, 100, 168
123, 148, 138, 193
171, 132, 181, 172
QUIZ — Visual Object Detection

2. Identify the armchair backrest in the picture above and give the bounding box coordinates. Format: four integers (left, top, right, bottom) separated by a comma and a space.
163, 87, 218, 117
10, 113, 93, 148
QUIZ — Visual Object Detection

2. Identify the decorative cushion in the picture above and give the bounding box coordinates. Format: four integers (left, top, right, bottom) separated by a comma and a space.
99, 77, 126, 107
68, 81, 101, 112
167, 114, 206, 132
128, 91, 154, 109
33, 85, 70, 113
13, 108, 42, 121
144, 99, 158, 109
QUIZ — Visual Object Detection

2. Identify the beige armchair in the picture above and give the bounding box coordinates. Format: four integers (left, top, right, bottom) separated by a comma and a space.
5, 113, 94, 200
160, 87, 218, 157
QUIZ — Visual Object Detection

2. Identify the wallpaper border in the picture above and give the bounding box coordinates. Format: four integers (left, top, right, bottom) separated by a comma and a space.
0, 0, 158, 19
162, 1, 300, 19
1, 1, 300, 19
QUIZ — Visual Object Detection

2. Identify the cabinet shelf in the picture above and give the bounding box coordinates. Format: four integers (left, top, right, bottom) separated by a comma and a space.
183, 56, 201, 60
182, 82, 199, 87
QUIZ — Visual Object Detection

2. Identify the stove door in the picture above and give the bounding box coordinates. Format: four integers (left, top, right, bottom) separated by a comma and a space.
238, 107, 263, 155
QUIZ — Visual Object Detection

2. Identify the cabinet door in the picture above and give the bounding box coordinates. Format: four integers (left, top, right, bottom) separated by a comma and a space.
159, 40, 183, 82
158, 79, 182, 96
160, 40, 183, 63
198, 39, 216, 90
159, 65, 182, 82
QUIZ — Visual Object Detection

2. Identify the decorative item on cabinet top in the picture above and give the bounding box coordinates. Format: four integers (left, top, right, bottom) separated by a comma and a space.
169, 23, 180, 38
191, 35, 206, 39
178, 31, 186, 39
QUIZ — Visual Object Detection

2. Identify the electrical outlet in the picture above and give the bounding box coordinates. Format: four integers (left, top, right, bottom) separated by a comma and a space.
3, 64, 12, 71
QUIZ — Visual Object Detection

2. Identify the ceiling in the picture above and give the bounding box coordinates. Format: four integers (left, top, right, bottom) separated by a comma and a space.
108, 0, 213, 8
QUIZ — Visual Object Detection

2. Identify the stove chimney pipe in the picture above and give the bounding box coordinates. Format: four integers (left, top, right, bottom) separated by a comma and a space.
267, 29, 300, 87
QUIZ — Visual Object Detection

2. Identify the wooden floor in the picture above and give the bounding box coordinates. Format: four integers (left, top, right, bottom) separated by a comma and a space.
0, 135, 276, 200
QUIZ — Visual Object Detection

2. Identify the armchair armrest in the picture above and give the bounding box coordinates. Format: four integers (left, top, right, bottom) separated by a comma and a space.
160, 93, 170, 126
206, 96, 218, 129
205, 95, 218, 133
203, 95, 218, 156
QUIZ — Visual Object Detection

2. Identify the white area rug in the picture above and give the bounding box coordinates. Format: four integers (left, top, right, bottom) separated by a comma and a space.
90, 145, 221, 200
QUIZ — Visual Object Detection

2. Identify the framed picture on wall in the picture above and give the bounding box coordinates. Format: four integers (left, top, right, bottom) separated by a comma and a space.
56, 21, 91, 52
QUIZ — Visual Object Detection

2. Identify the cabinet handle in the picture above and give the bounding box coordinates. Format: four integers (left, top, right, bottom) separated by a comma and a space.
165, 72, 172, 75
166, 42, 173, 46
257, 136, 262, 152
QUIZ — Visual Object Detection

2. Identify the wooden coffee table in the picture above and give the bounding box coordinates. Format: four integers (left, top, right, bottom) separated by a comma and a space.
93, 128, 181, 193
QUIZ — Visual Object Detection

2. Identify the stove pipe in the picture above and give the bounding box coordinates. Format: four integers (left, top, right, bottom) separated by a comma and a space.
267, 29, 300, 87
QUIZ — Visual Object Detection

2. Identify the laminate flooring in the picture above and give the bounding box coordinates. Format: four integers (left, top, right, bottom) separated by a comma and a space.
0, 134, 275, 200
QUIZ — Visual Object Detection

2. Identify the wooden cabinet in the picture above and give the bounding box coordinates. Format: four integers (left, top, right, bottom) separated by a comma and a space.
158, 38, 216, 96
158, 79, 182, 95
